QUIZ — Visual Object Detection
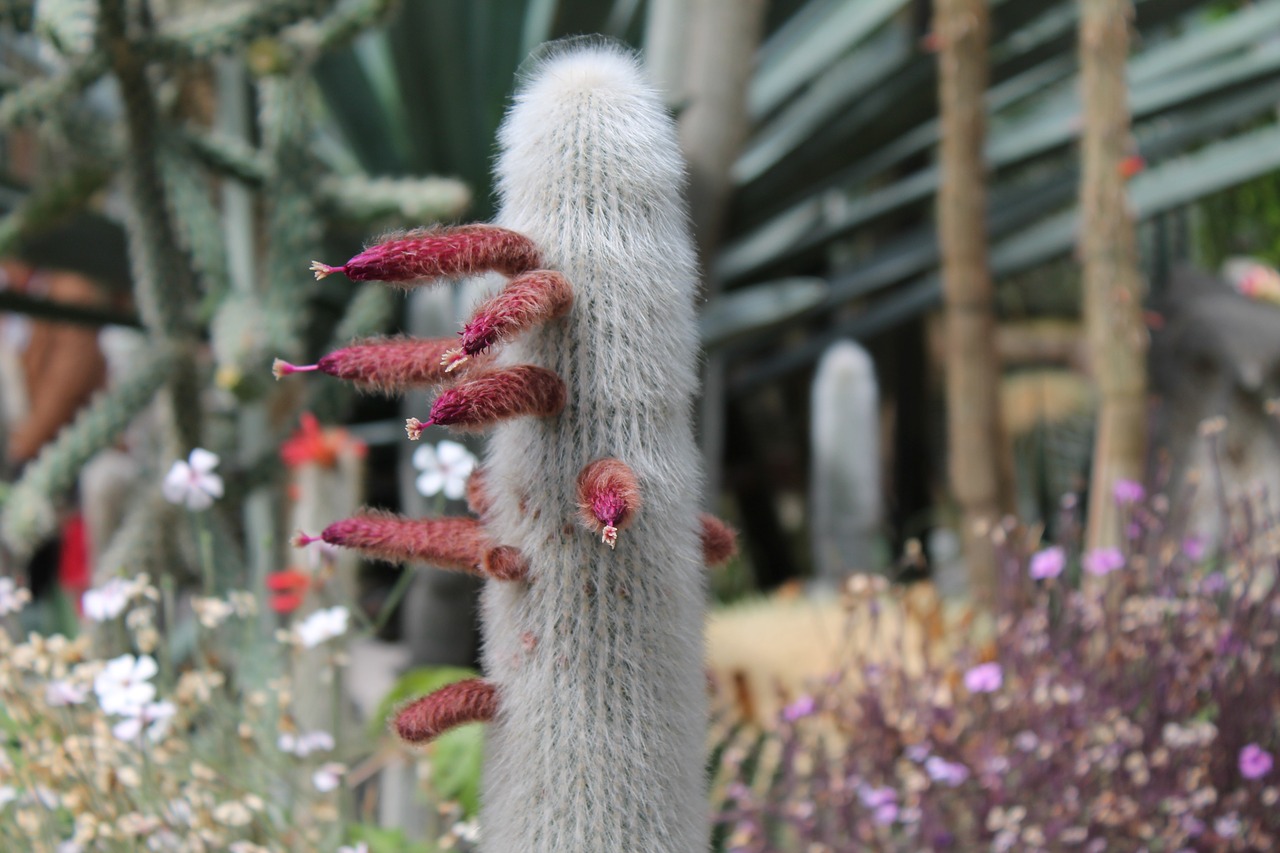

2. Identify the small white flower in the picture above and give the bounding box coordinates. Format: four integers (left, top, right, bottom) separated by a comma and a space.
278, 729, 335, 757
45, 680, 89, 707
94, 654, 158, 715
413, 440, 476, 500
452, 820, 481, 842
337, 844, 369, 853
191, 596, 235, 629
295, 606, 349, 648
0, 578, 31, 615
312, 762, 346, 792
0, 786, 16, 808
82, 577, 131, 622
56, 840, 82, 853
111, 699, 176, 743
162, 448, 225, 511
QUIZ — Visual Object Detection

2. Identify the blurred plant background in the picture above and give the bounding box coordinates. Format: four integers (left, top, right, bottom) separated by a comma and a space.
0, 0, 1278, 850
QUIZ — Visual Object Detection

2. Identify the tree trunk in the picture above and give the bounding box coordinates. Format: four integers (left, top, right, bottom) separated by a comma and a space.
934, 0, 1012, 608
1078, 0, 1148, 549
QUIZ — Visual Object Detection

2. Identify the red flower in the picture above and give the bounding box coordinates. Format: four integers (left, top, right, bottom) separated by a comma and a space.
266, 568, 310, 614
280, 413, 366, 469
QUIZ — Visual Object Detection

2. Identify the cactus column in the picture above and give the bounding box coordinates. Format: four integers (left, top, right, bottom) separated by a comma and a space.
282, 44, 734, 852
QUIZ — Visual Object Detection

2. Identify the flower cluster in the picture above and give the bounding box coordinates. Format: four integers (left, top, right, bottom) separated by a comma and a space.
714, 483, 1280, 852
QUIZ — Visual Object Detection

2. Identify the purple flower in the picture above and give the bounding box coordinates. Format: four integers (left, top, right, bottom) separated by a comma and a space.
1182, 535, 1206, 561
964, 662, 1003, 693
782, 695, 816, 723
858, 785, 897, 810
1239, 744, 1273, 780
924, 757, 970, 787
873, 803, 899, 825
1028, 547, 1065, 580
1113, 479, 1145, 505
1083, 547, 1124, 576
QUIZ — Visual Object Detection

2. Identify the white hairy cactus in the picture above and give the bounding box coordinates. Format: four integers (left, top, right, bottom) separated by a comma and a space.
810, 339, 883, 585
283, 41, 736, 853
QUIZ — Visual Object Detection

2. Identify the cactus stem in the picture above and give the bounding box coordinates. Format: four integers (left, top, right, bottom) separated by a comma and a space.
310, 260, 340, 280
394, 678, 498, 744
272, 358, 319, 379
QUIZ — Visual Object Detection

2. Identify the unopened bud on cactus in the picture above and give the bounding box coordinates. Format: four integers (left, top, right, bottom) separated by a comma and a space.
393, 677, 498, 743
284, 42, 732, 853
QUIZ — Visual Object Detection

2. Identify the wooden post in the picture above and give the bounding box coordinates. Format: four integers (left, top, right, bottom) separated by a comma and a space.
1078, 0, 1148, 549
934, 0, 1013, 608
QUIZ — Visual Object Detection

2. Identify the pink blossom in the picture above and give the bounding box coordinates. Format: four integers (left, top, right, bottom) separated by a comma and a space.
782, 695, 816, 722
1083, 547, 1124, 576
1113, 479, 1145, 505
1239, 744, 1273, 780
1028, 547, 1065, 580
1182, 536, 1206, 561
964, 662, 1002, 693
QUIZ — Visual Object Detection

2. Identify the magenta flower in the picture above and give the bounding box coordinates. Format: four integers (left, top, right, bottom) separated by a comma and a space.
1112, 479, 1145, 505
782, 695, 817, 722
1028, 547, 1065, 580
963, 662, 1003, 693
1239, 744, 1273, 779
1083, 547, 1124, 576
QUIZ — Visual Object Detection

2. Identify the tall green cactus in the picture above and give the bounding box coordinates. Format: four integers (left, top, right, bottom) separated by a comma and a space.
282, 42, 738, 852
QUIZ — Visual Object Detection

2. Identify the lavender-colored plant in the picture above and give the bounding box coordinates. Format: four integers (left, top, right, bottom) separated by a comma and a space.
714, 478, 1280, 852
280, 42, 736, 852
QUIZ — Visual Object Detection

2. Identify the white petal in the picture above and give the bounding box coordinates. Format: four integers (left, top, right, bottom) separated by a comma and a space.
112, 717, 143, 741
162, 463, 191, 504
133, 656, 158, 682
416, 470, 445, 498
188, 448, 219, 474
185, 489, 213, 512
443, 476, 467, 501
196, 473, 224, 500
412, 443, 438, 472
435, 440, 472, 468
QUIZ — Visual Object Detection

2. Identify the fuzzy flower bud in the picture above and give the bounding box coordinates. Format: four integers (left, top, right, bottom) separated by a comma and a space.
394, 678, 498, 744
310, 225, 540, 283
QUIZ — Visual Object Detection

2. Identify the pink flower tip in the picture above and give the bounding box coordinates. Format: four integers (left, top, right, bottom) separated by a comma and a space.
440, 348, 469, 373
405, 418, 430, 441
1240, 744, 1273, 780
309, 260, 342, 280
602, 525, 618, 549
963, 662, 1003, 693
272, 359, 318, 380
293, 531, 323, 548
1028, 546, 1065, 580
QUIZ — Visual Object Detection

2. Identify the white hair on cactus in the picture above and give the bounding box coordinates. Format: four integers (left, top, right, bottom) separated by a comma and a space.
480, 42, 707, 852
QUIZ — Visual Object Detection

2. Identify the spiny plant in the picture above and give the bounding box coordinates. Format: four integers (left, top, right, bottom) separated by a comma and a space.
278, 41, 737, 852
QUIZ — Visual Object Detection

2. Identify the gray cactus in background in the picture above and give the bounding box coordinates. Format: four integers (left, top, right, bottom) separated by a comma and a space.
810, 338, 884, 586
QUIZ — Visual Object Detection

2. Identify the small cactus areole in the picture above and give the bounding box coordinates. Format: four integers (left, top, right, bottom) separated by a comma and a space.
479, 45, 707, 852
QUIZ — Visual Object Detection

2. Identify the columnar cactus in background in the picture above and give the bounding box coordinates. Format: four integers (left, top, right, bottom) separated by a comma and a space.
810, 339, 884, 585
279, 43, 736, 852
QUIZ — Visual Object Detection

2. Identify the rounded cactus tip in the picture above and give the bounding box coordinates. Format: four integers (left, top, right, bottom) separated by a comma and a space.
405, 417, 432, 440
272, 359, 319, 380
309, 260, 342, 280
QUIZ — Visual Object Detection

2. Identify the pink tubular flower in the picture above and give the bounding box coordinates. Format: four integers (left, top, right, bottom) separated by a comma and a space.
963, 662, 1003, 693
310, 225, 540, 283
1112, 479, 1145, 505
274, 337, 477, 395
415, 365, 566, 432
314, 513, 528, 581
1028, 546, 1065, 580
1239, 744, 1273, 780
1083, 547, 1124, 576
449, 269, 573, 369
